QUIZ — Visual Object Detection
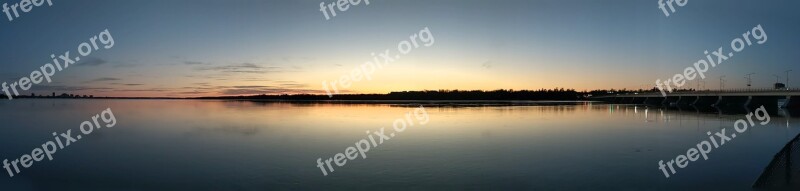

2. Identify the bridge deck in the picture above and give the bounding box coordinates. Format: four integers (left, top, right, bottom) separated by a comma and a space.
596, 90, 800, 98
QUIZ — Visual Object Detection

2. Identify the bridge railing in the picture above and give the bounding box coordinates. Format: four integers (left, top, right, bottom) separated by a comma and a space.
690, 88, 800, 93
608, 88, 800, 96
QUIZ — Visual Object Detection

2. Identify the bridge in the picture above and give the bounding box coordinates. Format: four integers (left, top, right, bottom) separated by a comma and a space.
593, 88, 800, 108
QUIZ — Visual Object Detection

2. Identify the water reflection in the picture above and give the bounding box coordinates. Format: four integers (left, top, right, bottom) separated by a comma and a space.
0, 100, 798, 190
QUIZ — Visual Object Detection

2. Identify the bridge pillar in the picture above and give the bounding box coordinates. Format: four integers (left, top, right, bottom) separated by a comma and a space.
664, 96, 680, 107
715, 96, 750, 108
622, 97, 632, 104
782, 96, 800, 109
712, 96, 723, 107
779, 96, 790, 108
678, 96, 698, 106
645, 97, 665, 106
744, 96, 752, 108
631, 97, 646, 104
694, 96, 719, 108
747, 96, 780, 108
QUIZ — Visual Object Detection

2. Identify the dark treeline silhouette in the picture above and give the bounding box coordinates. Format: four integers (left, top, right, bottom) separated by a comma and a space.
586, 87, 696, 97
2, 87, 699, 100
199, 88, 592, 100
198, 87, 700, 101
1, 92, 95, 99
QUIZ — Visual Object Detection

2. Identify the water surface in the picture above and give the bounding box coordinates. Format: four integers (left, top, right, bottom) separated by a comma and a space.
0, 100, 798, 190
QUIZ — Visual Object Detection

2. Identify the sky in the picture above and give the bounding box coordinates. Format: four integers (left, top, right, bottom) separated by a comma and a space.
0, 0, 798, 97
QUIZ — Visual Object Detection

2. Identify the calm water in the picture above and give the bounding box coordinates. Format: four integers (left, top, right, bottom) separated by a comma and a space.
0, 100, 798, 190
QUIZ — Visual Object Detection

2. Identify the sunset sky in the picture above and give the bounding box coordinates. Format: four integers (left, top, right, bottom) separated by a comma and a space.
0, 0, 798, 97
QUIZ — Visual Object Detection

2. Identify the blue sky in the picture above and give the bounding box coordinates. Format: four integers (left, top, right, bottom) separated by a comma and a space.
0, 0, 797, 97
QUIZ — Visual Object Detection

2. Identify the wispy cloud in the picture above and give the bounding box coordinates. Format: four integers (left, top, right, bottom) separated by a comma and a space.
183, 61, 207, 65
195, 63, 281, 74
113, 88, 171, 92
86, 77, 122, 83
219, 88, 328, 95
214, 82, 337, 95
31, 85, 113, 92
481, 61, 493, 69
281, 56, 315, 63
156, 80, 326, 96
76, 57, 108, 67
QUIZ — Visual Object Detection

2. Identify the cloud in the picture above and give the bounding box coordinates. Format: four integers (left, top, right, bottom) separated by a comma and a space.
230, 85, 274, 89
481, 61, 493, 69
183, 61, 207, 65
195, 63, 281, 74
109, 82, 144, 86
31, 85, 113, 92
76, 57, 108, 67
240, 78, 272, 82
113, 88, 170, 92
220, 88, 327, 95
282, 56, 315, 63
174, 91, 211, 94
163, 81, 323, 95
276, 81, 308, 88
86, 77, 122, 83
